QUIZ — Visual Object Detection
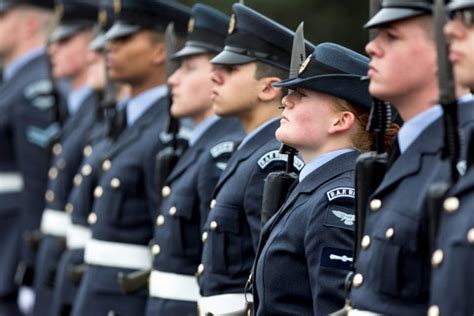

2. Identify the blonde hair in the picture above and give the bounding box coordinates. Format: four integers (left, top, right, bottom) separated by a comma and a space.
329, 96, 373, 152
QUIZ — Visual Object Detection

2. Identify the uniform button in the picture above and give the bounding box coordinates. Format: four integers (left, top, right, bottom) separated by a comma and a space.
443, 196, 459, 214
352, 273, 363, 288
202, 232, 208, 242
88, 212, 97, 225
65, 203, 74, 214
110, 178, 121, 189
151, 244, 161, 256
156, 215, 165, 226
73, 174, 82, 186
361, 235, 371, 249
94, 186, 103, 198
52, 143, 62, 155
385, 227, 395, 239
210, 199, 216, 209
210, 221, 218, 231
431, 249, 444, 267
467, 228, 474, 244
57, 159, 66, 170
169, 206, 177, 216
428, 305, 439, 316
370, 199, 382, 212
197, 263, 204, 275
48, 167, 58, 180
161, 186, 171, 197
83, 145, 93, 157
81, 164, 92, 176
102, 159, 112, 171
45, 190, 55, 202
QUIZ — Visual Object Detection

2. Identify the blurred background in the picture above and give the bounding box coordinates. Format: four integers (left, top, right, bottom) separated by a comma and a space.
178, 0, 370, 54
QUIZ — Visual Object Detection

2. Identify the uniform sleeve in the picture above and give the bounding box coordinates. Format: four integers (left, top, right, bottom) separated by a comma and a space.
304, 192, 355, 315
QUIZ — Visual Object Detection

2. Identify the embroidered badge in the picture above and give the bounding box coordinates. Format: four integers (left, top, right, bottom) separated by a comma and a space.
26, 123, 60, 148
228, 14, 236, 34
216, 162, 227, 171
320, 247, 353, 270
457, 160, 466, 176
324, 205, 355, 231
159, 128, 192, 144
257, 150, 304, 171
188, 17, 195, 34
210, 141, 236, 158
326, 187, 355, 201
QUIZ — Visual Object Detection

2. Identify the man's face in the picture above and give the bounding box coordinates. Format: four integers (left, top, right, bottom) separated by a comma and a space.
210, 62, 260, 117
444, 10, 474, 89
365, 17, 437, 104
168, 54, 214, 120
0, 9, 21, 61
106, 31, 162, 85
49, 31, 92, 80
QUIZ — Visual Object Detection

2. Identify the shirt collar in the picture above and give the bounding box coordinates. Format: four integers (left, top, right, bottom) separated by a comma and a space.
458, 93, 474, 104
67, 85, 93, 116
238, 117, 279, 150
398, 105, 443, 154
4, 47, 45, 82
299, 148, 355, 182
126, 85, 168, 126
188, 115, 219, 147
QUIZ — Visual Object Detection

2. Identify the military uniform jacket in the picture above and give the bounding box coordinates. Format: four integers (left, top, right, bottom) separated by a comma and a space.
152, 117, 244, 276
253, 151, 358, 315
45, 91, 99, 213
350, 118, 448, 315
0, 52, 57, 295
199, 119, 303, 296
429, 100, 474, 316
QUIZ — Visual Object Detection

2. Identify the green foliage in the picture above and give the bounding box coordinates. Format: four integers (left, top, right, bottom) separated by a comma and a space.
178, 0, 370, 54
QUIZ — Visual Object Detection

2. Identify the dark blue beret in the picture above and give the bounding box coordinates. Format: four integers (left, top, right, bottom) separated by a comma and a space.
274, 42, 372, 111
365, 0, 433, 28
211, 3, 313, 71
0, 0, 55, 12
173, 3, 229, 59
105, 0, 191, 41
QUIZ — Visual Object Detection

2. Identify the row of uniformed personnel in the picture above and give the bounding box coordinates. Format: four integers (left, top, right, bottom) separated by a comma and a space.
0, 0, 473, 315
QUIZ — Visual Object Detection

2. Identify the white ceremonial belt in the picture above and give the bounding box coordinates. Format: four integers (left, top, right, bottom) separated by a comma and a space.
84, 239, 152, 270
198, 293, 249, 316
40, 208, 70, 236
149, 270, 200, 302
348, 309, 383, 316
0, 172, 24, 193
66, 224, 91, 249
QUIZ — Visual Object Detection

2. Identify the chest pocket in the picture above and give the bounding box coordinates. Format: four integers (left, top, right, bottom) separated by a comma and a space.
166, 193, 201, 257
206, 205, 242, 275
370, 212, 429, 300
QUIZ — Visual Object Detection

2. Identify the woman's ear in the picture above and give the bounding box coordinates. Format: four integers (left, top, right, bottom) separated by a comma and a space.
257, 77, 283, 102
328, 111, 356, 134
152, 42, 166, 66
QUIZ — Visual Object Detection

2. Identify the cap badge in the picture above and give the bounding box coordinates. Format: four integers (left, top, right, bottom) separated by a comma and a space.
98, 9, 108, 28
299, 54, 312, 75
228, 14, 236, 34
188, 17, 195, 34
54, 3, 64, 22
113, 0, 121, 14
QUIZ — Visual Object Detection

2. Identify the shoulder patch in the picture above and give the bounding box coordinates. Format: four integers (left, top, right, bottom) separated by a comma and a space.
257, 150, 304, 171
457, 160, 466, 176
326, 187, 355, 201
159, 127, 192, 144
320, 247, 353, 270
24, 79, 55, 110
210, 141, 236, 158
324, 205, 355, 231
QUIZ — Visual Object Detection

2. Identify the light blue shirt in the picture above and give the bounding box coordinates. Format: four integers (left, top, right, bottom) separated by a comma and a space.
398, 105, 443, 154
4, 47, 46, 82
126, 85, 168, 127
67, 85, 93, 116
188, 115, 220, 147
458, 93, 474, 104
299, 148, 355, 182
238, 117, 279, 150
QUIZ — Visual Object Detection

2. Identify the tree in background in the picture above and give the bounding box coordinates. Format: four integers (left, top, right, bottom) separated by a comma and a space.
179, 0, 369, 54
